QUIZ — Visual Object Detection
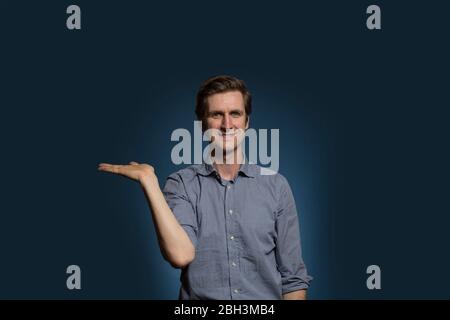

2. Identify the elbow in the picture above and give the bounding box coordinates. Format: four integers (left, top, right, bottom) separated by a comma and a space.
168, 249, 195, 269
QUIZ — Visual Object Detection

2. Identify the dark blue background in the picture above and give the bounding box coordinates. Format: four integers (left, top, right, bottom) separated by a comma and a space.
1, 0, 449, 299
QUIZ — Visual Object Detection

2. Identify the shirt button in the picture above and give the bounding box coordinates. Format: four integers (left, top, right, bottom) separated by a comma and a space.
229, 209, 233, 214
227, 185, 231, 190
230, 235, 234, 240
233, 289, 239, 294
231, 262, 237, 267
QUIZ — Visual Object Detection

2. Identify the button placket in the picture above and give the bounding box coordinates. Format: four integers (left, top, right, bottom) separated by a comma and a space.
225, 181, 240, 298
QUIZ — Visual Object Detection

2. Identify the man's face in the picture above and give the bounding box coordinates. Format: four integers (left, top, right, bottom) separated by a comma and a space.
205, 91, 248, 157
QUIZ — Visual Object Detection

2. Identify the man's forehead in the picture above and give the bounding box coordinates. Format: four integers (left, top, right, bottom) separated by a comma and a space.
207, 91, 245, 111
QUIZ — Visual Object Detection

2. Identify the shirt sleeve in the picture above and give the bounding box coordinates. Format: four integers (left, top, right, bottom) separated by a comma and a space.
162, 173, 198, 248
275, 175, 313, 294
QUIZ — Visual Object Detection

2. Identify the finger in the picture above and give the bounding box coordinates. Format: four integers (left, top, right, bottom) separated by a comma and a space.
98, 163, 113, 171
98, 163, 121, 169
129, 161, 139, 165
98, 164, 124, 174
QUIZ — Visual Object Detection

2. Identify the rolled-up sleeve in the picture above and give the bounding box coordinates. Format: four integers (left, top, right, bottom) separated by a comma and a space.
162, 173, 198, 248
275, 176, 312, 294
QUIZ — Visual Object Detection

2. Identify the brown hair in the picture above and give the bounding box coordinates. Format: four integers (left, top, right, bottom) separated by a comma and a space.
195, 75, 252, 124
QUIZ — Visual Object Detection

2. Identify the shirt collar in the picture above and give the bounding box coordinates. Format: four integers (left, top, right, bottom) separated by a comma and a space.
195, 161, 256, 178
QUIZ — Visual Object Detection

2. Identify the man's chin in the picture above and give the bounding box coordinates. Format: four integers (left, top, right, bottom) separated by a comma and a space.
220, 142, 238, 152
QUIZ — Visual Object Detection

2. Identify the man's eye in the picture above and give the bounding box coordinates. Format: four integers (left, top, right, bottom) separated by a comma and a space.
211, 113, 222, 118
231, 112, 242, 117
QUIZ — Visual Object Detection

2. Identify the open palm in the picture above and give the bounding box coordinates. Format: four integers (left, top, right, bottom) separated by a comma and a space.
98, 161, 154, 183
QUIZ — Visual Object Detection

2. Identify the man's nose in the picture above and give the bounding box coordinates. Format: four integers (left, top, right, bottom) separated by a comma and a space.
221, 114, 232, 129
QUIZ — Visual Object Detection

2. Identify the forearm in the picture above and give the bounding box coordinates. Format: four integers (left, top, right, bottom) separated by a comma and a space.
283, 289, 307, 300
141, 175, 195, 268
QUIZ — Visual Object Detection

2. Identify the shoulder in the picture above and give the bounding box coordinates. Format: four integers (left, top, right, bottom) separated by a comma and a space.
249, 165, 297, 211
165, 164, 204, 189
247, 164, 293, 202
168, 164, 201, 179
163, 165, 203, 196
250, 164, 290, 187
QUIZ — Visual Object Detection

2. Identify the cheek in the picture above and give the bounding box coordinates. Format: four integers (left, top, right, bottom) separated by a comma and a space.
234, 118, 247, 128
206, 118, 222, 128
205, 119, 220, 129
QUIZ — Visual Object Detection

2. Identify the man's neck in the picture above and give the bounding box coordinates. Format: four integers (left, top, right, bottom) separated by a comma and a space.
213, 149, 244, 181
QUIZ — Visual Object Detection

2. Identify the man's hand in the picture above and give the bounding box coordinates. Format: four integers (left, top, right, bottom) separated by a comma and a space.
98, 161, 155, 184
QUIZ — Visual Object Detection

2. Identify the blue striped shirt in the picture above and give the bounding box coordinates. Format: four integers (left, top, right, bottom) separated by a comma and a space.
163, 163, 312, 299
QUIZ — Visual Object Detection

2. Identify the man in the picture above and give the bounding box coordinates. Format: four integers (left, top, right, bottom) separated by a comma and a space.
98, 75, 312, 299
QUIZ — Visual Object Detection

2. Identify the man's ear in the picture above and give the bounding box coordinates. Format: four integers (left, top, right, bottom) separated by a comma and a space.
245, 116, 250, 130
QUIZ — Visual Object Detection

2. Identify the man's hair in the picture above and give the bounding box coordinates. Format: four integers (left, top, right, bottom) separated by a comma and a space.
195, 75, 252, 123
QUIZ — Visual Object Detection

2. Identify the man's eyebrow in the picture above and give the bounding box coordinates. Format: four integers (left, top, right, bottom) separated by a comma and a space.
208, 109, 243, 115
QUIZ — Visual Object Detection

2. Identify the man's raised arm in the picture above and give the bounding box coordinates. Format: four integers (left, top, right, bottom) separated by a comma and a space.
98, 161, 195, 268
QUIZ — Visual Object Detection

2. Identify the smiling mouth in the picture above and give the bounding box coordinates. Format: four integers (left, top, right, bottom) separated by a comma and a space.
219, 129, 241, 136
222, 133, 239, 142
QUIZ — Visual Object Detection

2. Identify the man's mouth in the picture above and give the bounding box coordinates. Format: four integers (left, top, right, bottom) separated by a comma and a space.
220, 129, 242, 136
219, 130, 237, 138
